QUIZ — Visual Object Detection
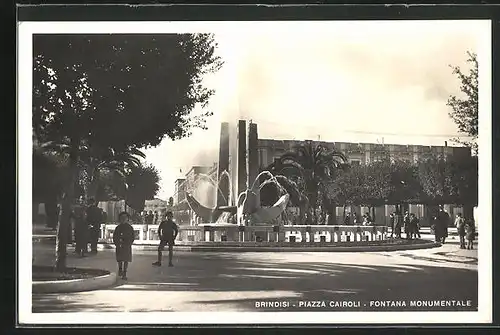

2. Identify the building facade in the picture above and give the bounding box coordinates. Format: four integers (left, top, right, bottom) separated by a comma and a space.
257, 139, 470, 169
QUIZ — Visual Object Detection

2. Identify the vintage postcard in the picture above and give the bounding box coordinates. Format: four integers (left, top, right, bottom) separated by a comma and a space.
18, 20, 492, 325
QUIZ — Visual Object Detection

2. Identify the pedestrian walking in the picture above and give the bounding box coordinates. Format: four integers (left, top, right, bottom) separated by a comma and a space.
113, 211, 136, 280
152, 211, 179, 267
466, 219, 476, 250
455, 213, 466, 249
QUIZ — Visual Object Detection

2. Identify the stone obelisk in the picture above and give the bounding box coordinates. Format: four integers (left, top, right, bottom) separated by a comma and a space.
237, 120, 247, 202
247, 121, 260, 206
217, 122, 230, 207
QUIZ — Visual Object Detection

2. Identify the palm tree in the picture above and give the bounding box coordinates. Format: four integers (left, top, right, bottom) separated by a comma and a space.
267, 141, 348, 224
78, 145, 146, 201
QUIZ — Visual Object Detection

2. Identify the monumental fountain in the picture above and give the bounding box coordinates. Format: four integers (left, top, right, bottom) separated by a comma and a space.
185, 120, 290, 227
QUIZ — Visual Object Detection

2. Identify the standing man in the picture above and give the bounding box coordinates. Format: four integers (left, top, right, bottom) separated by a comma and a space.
86, 198, 102, 254
152, 211, 179, 267
73, 204, 89, 257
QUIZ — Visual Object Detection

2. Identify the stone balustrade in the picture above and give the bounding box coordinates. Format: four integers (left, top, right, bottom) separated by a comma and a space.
100, 223, 388, 245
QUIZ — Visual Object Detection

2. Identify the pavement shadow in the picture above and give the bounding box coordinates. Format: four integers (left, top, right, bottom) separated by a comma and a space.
112, 253, 478, 312
30, 243, 478, 313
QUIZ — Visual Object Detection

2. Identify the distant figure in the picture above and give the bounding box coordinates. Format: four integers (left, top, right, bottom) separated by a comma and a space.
394, 212, 403, 238
73, 205, 89, 257
153, 211, 159, 225
352, 212, 360, 225
410, 213, 422, 238
403, 211, 411, 239
362, 214, 369, 226
101, 210, 108, 223
146, 210, 154, 225
86, 198, 102, 254
389, 213, 396, 238
465, 219, 476, 250
409, 213, 420, 239
153, 211, 179, 267
344, 212, 351, 225
455, 213, 466, 249
113, 212, 135, 280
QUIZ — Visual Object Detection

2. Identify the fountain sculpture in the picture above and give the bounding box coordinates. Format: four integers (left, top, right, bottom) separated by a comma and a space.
186, 120, 290, 226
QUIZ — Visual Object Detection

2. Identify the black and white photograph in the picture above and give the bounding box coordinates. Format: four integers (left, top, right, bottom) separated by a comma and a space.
18, 19, 492, 324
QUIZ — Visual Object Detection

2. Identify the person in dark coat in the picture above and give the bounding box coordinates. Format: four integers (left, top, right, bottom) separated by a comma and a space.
152, 211, 179, 267
73, 205, 89, 257
465, 219, 476, 250
436, 207, 450, 244
455, 213, 466, 249
86, 198, 102, 254
113, 211, 135, 280
410, 213, 421, 239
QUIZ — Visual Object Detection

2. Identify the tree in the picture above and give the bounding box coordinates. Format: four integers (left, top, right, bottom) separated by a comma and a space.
33, 140, 69, 228
358, 161, 393, 219
33, 34, 223, 270
447, 51, 478, 154
387, 159, 422, 206
267, 141, 348, 224
327, 164, 364, 218
417, 154, 477, 218
125, 163, 161, 212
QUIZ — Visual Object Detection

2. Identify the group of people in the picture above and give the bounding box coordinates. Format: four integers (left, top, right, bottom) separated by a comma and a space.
343, 212, 375, 226
72, 198, 107, 257
112, 210, 179, 280
389, 211, 421, 240
141, 210, 161, 225
454, 213, 476, 250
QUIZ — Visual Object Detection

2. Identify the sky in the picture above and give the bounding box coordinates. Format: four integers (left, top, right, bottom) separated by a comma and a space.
142, 20, 485, 200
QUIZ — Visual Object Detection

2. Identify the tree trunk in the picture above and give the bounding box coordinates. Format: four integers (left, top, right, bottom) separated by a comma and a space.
55, 138, 79, 271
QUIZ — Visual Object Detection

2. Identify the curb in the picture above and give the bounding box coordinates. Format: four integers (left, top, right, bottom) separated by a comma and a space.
32, 271, 118, 294
98, 240, 440, 253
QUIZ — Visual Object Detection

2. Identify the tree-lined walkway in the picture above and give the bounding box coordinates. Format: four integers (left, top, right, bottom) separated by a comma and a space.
32, 239, 478, 313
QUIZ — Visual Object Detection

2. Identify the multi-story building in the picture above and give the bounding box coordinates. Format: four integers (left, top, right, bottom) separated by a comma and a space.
257, 139, 470, 169
173, 178, 186, 206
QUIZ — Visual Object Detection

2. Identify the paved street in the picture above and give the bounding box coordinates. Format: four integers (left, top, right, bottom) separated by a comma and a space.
31, 234, 478, 313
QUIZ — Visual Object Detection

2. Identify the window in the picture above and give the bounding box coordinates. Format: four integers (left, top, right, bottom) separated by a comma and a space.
350, 160, 361, 166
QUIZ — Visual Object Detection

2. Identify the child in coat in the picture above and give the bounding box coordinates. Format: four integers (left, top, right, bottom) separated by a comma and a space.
465, 219, 476, 250
113, 212, 136, 280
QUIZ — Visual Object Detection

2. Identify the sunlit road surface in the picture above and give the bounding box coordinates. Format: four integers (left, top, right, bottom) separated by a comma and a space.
31, 235, 478, 313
